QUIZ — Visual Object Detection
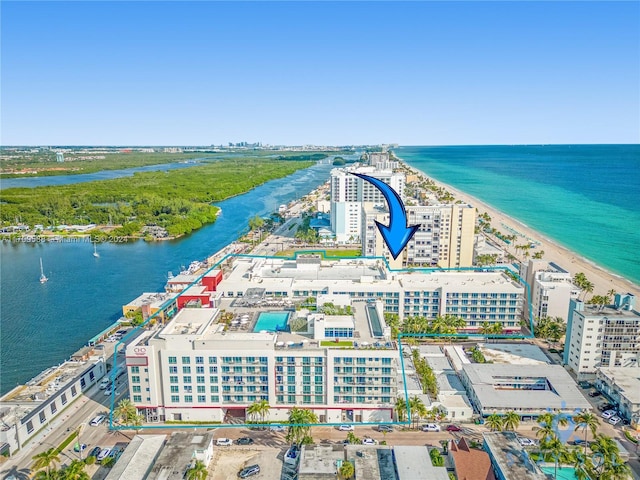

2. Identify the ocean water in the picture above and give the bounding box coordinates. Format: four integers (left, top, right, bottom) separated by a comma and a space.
0, 160, 335, 394
397, 145, 640, 285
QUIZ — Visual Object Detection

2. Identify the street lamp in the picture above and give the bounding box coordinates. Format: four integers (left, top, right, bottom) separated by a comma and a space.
75, 423, 86, 460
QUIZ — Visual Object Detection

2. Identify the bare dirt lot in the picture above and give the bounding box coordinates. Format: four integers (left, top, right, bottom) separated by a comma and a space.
208, 446, 287, 480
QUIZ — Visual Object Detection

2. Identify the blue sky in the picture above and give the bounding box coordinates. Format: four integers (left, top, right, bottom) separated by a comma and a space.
1, 1, 638, 146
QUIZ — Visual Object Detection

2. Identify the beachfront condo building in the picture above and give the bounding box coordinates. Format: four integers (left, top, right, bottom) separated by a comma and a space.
361, 204, 476, 269
329, 165, 405, 243
563, 294, 640, 379
522, 260, 579, 322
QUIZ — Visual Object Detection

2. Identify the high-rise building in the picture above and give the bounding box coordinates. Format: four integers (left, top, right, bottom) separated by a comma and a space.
563, 294, 640, 379
56, 152, 64, 162
361, 204, 476, 268
330, 166, 405, 243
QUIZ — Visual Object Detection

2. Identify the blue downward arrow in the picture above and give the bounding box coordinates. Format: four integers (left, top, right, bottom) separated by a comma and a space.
351, 173, 419, 260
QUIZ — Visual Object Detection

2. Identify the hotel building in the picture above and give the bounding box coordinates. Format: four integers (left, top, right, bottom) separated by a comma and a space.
125, 256, 526, 423
563, 294, 640, 379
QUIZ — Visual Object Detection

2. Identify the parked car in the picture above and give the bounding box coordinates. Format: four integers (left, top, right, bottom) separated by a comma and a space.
88, 446, 102, 458
571, 439, 587, 446
236, 437, 254, 445
99, 378, 111, 389
103, 386, 114, 396
269, 425, 286, 433
445, 425, 461, 432
362, 437, 378, 445
97, 448, 111, 462
216, 438, 233, 446
338, 424, 354, 431
238, 465, 261, 478
518, 437, 537, 447
422, 423, 441, 432
599, 403, 615, 411
601, 410, 616, 419
608, 416, 622, 426
90, 414, 105, 426
588, 391, 602, 397
578, 381, 593, 389
284, 445, 300, 465
73, 443, 87, 452
377, 425, 394, 433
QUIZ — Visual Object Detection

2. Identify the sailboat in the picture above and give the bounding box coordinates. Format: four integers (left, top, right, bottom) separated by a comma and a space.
93, 243, 100, 258
39, 258, 48, 284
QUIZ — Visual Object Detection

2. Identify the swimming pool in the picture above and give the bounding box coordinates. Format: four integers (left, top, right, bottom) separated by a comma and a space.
540, 466, 580, 480
253, 311, 289, 332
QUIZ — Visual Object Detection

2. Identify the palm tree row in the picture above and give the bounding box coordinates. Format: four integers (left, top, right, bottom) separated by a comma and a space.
484, 411, 521, 432
412, 349, 438, 397
587, 289, 616, 311
401, 314, 466, 336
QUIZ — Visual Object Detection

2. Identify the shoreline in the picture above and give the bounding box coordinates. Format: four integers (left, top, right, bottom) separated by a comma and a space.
398, 158, 640, 301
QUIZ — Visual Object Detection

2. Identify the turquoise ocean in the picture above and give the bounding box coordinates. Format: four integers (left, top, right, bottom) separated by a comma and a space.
397, 145, 640, 286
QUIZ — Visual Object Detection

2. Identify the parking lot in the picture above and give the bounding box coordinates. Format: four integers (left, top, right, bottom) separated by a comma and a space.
209, 446, 287, 480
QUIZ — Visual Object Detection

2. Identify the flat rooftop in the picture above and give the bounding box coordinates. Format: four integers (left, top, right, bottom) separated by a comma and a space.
125, 292, 174, 308
346, 445, 396, 480
299, 444, 345, 479
104, 435, 166, 480
463, 364, 591, 411
479, 343, 550, 365
597, 367, 640, 405
158, 308, 219, 336
146, 431, 213, 480
394, 446, 449, 480
483, 432, 548, 479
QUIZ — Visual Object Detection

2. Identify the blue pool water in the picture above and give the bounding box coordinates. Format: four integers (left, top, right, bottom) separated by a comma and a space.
254, 311, 290, 332
540, 466, 580, 480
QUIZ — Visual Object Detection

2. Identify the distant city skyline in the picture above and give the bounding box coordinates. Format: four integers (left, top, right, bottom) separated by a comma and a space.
1, 1, 638, 146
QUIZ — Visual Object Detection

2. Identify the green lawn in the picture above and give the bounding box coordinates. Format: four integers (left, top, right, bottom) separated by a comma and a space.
276, 249, 361, 258
320, 340, 353, 347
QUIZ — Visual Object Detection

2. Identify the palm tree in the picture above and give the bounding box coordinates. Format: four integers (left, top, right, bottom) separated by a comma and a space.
581, 280, 594, 301
59, 460, 90, 480
186, 460, 208, 480
503, 411, 520, 431
606, 289, 616, 304
395, 397, 407, 422
485, 413, 503, 432
32, 448, 61, 477
571, 450, 590, 480
257, 399, 270, 425
247, 401, 262, 425
573, 411, 600, 456
534, 416, 557, 446
34, 471, 61, 480
542, 436, 567, 479
339, 460, 355, 480
409, 395, 427, 430
286, 407, 317, 445
479, 322, 492, 336
114, 398, 137, 424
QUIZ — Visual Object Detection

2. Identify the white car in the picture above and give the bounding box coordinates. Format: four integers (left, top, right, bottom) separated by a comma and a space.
269, 425, 286, 433
422, 423, 441, 432
216, 438, 233, 446
608, 416, 622, 426
338, 424, 354, 431
97, 448, 111, 462
601, 410, 616, 419
90, 415, 106, 426
518, 437, 537, 447
103, 386, 113, 396
362, 437, 378, 445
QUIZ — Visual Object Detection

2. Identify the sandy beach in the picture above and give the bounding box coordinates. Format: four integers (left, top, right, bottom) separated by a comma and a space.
404, 165, 640, 301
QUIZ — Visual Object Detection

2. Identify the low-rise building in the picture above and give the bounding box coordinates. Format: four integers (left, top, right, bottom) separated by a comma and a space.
394, 445, 448, 480
595, 367, 640, 430
460, 363, 591, 418
104, 435, 166, 480
146, 431, 213, 480
0, 357, 105, 455
449, 437, 496, 480
483, 432, 548, 480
